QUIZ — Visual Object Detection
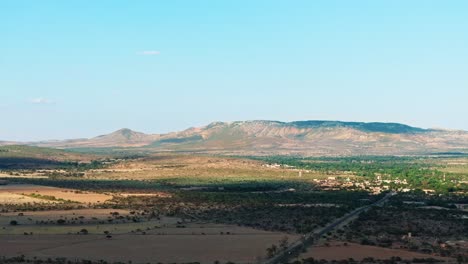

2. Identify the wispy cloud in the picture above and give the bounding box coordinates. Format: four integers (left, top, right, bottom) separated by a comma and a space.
138, 50, 161, 56
29, 97, 54, 104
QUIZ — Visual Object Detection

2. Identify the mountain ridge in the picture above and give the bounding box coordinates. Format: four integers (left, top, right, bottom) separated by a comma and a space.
4, 120, 468, 156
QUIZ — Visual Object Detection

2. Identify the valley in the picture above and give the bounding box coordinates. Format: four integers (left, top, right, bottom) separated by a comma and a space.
0, 145, 466, 263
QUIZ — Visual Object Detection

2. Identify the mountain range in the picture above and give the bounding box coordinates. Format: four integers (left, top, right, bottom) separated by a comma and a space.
9, 120, 466, 156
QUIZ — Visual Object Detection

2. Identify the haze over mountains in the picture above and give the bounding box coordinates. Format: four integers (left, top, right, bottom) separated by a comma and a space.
7, 120, 463, 156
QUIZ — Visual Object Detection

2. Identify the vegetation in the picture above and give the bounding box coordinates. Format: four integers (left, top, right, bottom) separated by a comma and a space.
0, 152, 466, 263
24, 193, 74, 203
339, 197, 468, 259
251, 156, 468, 193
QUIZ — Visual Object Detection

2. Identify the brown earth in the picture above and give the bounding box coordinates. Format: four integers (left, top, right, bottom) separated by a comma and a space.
0, 223, 298, 263
0, 184, 112, 204
0, 208, 299, 263
299, 241, 454, 262
0, 192, 47, 204
85, 154, 323, 181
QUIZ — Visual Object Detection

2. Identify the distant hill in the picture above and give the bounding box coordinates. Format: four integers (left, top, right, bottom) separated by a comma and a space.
0, 141, 18, 146
0, 145, 95, 161
33, 128, 160, 148
5, 120, 468, 156
0, 145, 96, 169
146, 120, 468, 156
286, 120, 428, 134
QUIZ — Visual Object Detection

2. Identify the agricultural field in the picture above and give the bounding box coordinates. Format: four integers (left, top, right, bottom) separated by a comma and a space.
1, 233, 297, 263
0, 184, 112, 204
298, 241, 454, 262
0, 148, 467, 263
0, 208, 298, 263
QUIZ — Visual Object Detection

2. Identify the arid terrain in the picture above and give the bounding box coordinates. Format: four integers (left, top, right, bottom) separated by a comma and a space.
299, 241, 454, 262
0, 184, 112, 204
0, 209, 298, 263
0, 146, 466, 264
5, 120, 467, 156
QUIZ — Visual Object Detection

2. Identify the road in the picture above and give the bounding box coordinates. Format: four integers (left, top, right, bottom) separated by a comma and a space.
264, 192, 396, 264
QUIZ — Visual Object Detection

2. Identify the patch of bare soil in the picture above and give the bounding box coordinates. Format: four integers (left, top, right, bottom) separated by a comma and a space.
0, 230, 298, 263
299, 241, 454, 262
0, 192, 48, 204
0, 184, 112, 204
118, 192, 172, 198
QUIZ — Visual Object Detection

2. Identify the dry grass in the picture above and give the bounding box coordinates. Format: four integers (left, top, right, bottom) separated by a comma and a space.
1, 233, 298, 263
0, 209, 173, 235
0, 173, 48, 179
118, 192, 172, 198
0, 184, 112, 204
0, 192, 47, 204
86, 154, 328, 181
298, 241, 454, 262
0, 207, 299, 263
0, 209, 130, 221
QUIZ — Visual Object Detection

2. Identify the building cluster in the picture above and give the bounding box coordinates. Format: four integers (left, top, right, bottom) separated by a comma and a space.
262, 163, 295, 169
312, 176, 415, 194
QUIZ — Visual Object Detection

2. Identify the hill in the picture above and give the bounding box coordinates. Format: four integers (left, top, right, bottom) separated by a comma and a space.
148, 120, 468, 156
0, 145, 97, 169
34, 128, 160, 148
6, 120, 468, 156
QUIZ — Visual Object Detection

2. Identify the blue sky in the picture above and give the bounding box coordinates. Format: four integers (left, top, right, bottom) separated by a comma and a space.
1, 1, 468, 141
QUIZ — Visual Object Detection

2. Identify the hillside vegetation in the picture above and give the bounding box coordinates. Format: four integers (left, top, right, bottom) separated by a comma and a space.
19, 120, 468, 156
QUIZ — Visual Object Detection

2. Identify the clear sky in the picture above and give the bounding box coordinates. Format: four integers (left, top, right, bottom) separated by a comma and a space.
1, 1, 467, 141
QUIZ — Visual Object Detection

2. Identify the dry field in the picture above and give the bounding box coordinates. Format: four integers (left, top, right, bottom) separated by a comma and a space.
0, 173, 48, 179
0, 208, 299, 263
0, 212, 180, 236
0, 184, 112, 204
85, 154, 333, 181
117, 192, 172, 198
0, 209, 131, 226
298, 241, 454, 262
0, 192, 46, 204
1, 233, 297, 263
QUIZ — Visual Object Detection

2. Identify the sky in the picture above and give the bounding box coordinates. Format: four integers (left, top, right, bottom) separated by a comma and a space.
1, 1, 468, 141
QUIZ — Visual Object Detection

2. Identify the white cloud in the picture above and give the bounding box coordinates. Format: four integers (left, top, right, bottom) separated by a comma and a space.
29, 97, 54, 104
138, 50, 161, 56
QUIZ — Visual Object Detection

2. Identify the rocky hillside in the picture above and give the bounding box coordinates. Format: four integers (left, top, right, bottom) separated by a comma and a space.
19, 120, 468, 155
148, 121, 468, 155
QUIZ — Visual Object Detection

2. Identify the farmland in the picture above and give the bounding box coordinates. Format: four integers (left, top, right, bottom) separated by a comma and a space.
0, 208, 298, 263
0, 147, 467, 263
298, 241, 454, 262
0, 184, 111, 204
